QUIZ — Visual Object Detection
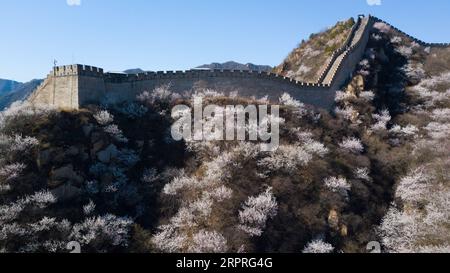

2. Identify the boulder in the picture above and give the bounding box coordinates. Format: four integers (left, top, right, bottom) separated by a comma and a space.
97, 144, 118, 163
340, 225, 348, 237
80, 151, 89, 161
51, 164, 83, 185
82, 124, 94, 137
91, 132, 102, 144
51, 183, 81, 201
48, 179, 65, 188
91, 140, 106, 158
346, 75, 365, 97
67, 146, 79, 156
52, 148, 66, 164
37, 149, 51, 169
100, 173, 114, 184
328, 209, 340, 230
136, 141, 145, 148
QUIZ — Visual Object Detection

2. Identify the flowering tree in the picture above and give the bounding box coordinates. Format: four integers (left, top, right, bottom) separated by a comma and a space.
70, 214, 133, 249
354, 168, 371, 182
339, 137, 364, 154
371, 109, 391, 131
279, 93, 307, 117
188, 230, 228, 253
238, 187, 278, 237
302, 239, 334, 253
94, 110, 114, 126
324, 177, 351, 199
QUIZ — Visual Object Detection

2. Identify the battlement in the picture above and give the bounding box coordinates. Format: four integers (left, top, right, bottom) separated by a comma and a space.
52, 64, 104, 77
29, 64, 333, 110
102, 69, 330, 88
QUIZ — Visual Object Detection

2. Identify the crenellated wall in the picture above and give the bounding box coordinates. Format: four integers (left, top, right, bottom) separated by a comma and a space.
29, 65, 336, 110
327, 15, 376, 89
28, 14, 448, 111
97, 70, 333, 108
319, 15, 375, 87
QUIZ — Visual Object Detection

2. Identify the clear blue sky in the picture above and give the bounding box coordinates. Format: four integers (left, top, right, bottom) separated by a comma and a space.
1, 0, 449, 82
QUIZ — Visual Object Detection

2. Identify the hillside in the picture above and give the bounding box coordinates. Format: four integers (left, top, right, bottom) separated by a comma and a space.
0, 16, 449, 254
273, 18, 355, 82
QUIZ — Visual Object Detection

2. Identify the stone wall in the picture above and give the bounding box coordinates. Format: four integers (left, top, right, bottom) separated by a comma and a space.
328, 15, 375, 90
27, 15, 374, 111
101, 70, 334, 109
30, 67, 335, 110
29, 14, 443, 111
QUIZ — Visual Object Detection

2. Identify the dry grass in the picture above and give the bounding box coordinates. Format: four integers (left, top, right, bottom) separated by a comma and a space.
273, 18, 355, 83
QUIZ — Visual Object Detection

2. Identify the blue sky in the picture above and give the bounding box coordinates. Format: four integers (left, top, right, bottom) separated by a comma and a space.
1, 0, 449, 82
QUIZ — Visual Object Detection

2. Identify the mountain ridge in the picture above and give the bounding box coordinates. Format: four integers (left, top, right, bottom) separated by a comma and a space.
195, 61, 272, 72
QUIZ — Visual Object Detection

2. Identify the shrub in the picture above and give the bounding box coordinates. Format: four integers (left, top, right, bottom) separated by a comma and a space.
371, 109, 391, 131
0, 163, 26, 182
373, 22, 391, 34
94, 110, 114, 126
137, 85, 181, 105
360, 91, 375, 102
103, 124, 128, 143
115, 103, 148, 119
335, 91, 355, 102
354, 168, 371, 182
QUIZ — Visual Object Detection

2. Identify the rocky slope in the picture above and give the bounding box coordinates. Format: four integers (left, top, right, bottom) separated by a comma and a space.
273, 18, 355, 83
195, 61, 272, 72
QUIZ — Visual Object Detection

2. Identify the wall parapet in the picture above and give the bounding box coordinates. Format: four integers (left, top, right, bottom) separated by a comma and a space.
102, 69, 330, 88
52, 64, 104, 77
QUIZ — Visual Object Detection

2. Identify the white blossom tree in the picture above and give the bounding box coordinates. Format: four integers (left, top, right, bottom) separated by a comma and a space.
238, 187, 278, 237
339, 137, 364, 154
302, 239, 334, 253
324, 177, 351, 199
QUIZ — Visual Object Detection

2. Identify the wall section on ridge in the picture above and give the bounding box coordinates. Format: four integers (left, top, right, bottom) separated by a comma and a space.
29, 15, 412, 111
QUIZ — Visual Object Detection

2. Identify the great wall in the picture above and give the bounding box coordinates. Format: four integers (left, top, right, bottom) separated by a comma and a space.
27, 15, 449, 110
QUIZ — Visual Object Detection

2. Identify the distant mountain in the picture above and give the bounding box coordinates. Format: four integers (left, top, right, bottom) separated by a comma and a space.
123, 68, 145, 74
0, 79, 42, 110
0, 79, 23, 96
195, 61, 272, 72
